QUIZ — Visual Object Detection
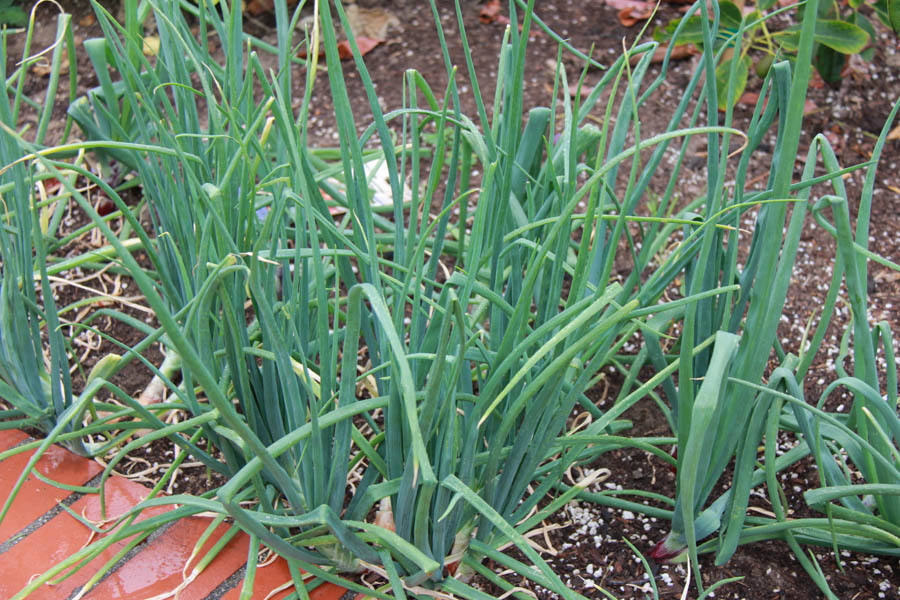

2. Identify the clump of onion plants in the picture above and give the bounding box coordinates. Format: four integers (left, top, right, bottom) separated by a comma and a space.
2, 0, 898, 598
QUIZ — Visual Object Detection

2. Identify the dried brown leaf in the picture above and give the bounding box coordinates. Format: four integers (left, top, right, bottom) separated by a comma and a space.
605, 0, 654, 10
887, 124, 900, 141
638, 43, 699, 65
298, 37, 382, 61
738, 92, 817, 116
617, 6, 655, 27
337, 37, 382, 60
479, 0, 510, 25
244, 0, 274, 16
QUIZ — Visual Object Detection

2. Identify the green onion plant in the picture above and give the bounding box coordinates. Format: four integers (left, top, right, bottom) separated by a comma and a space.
635, 1, 900, 597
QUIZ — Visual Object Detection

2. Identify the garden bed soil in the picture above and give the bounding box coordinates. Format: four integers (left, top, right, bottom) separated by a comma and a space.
5, 0, 900, 599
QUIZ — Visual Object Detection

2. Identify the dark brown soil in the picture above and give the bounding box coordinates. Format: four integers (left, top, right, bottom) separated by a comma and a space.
5, 1, 900, 599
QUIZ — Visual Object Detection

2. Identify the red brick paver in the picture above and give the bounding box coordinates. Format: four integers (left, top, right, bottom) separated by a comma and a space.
222, 555, 353, 600
0, 475, 169, 599
0, 434, 352, 600
0, 429, 30, 450
0, 443, 103, 542
82, 517, 250, 600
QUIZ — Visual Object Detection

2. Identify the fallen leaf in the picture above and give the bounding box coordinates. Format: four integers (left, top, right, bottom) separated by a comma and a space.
569, 82, 592, 98
30, 61, 54, 77
39, 178, 62, 195
639, 43, 699, 65
479, 0, 510, 25
244, 0, 274, 16
605, 0, 652, 8
887, 124, 900, 141
299, 37, 383, 61
618, 5, 655, 27
737, 92, 817, 115
96, 196, 117, 217
480, 0, 500, 22
296, 46, 316, 60
30, 54, 69, 77
337, 37, 382, 60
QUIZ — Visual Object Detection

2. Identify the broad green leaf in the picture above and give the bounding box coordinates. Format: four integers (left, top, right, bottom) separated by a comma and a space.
742, 10, 764, 38
813, 20, 869, 54
853, 12, 877, 44
655, 16, 705, 46
716, 54, 750, 111
719, 1, 744, 31
777, 29, 802, 52
779, 20, 869, 54
815, 44, 846, 84
656, 3, 744, 46
871, 0, 895, 31
889, 0, 900, 33
852, 10, 878, 60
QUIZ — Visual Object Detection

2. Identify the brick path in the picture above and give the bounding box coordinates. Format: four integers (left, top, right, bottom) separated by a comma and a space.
0, 430, 353, 600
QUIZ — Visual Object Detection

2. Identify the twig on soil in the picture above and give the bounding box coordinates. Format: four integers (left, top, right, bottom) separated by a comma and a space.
45, 275, 152, 314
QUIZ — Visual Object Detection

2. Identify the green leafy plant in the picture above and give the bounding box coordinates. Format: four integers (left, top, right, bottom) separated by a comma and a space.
782, 0, 891, 83
655, 0, 885, 106
875, 0, 900, 33
0, 0, 27, 27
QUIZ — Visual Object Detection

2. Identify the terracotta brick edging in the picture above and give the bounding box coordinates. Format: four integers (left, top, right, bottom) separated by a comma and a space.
0, 430, 354, 600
